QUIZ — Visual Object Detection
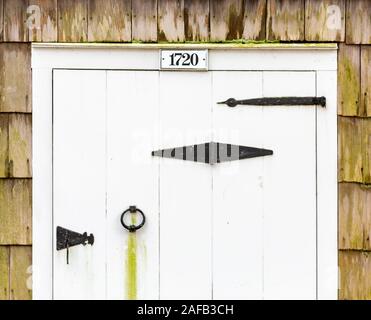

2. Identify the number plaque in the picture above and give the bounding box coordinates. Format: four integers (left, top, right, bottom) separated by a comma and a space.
160, 50, 208, 71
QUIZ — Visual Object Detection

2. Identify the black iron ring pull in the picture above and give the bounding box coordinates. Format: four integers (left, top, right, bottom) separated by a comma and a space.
121, 206, 146, 232
218, 96, 326, 108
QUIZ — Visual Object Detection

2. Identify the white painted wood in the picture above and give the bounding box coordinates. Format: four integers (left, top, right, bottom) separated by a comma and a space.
262, 72, 317, 299
159, 72, 213, 299
106, 71, 160, 299
212, 71, 265, 299
32, 48, 160, 70
209, 50, 337, 71
53, 70, 107, 299
32, 47, 337, 71
32, 68, 53, 299
316, 71, 338, 300
32, 47, 338, 300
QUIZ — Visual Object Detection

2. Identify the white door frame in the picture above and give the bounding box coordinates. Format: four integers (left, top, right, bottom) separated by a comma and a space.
32, 43, 338, 300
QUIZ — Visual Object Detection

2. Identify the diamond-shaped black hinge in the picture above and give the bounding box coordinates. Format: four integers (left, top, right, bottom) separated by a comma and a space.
151, 142, 273, 165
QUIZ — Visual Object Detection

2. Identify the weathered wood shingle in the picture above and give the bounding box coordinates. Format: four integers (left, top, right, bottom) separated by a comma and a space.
346, 0, 371, 45
338, 44, 361, 116
8, 114, 32, 178
88, 0, 131, 42
363, 118, 371, 184
339, 183, 371, 250
0, 43, 31, 113
0, 0, 3, 41
3, 0, 28, 42
0, 114, 9, 177
9, 246, 32, 300
361, 46, 371, 117
0, 246, 10, 300
184, 0, 209, 42
267, 0, 304, 41
338, 117, 363, 183
210, 0, 245, 41
28, 0, 58, 42
58, 0, 88, 42
0, 179, 32, 245
132, 0, 158, 42
242, 0, 266, 40
339, 250, 371, 300
158, 0, 185, 42
305, 0, 345, 42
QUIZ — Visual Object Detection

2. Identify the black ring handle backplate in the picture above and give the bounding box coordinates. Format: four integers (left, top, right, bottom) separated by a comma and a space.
121, 206, 146, 232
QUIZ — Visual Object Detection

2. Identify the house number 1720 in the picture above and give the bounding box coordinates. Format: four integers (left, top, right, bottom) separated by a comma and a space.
170, 52, 199, 66
160, 50, 208, 70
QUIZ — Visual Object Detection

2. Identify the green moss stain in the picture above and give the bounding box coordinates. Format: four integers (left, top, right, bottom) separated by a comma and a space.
339, 56, 360, 116
126, 232, 137, 299
125, 214, 137, 300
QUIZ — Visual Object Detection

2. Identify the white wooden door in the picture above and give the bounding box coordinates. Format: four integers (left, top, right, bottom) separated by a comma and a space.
53, 69, 318, 300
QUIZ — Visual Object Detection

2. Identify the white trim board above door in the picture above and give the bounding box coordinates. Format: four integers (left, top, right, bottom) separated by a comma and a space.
32, 44, 338, 300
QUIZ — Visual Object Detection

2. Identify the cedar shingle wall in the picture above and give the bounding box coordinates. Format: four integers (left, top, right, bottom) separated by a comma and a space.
0, 0, 369, 300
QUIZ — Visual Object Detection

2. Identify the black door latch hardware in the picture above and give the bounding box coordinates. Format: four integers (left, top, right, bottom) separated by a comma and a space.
217, 96, 326, 108
56, 226, 94, 264
152, 142, 273, 164
121, 206, 146, 232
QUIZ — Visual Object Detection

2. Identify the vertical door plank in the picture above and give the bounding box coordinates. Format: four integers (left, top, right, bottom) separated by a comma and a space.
58, 0, 88, 42
28, 0, 57, 42
132, 0, 157, 42
338, 44, 361, 116
158, 0, 185, 42
267, 0, 304, 41
0, 43, 31, 113
9, 246, 32, 300
210, 0, 244, 41
3, 0, 28, 42
361, 46, 371, 117
346, 0, 371, 44
184, 0, 209, 41
316, 70, 338, 299
338, 117, 363, 183
0, 0, 3, 41
8, 114, 32, 178
242, 0, 266, 40
339, 250, 371, 300
363, 118, 371, 184
0, 246, 10, 300
159, 72, 212, 299
212, 71, 264, 299
106, 71, 159, 299
305, 0, 345, 41
88, 0, 131, 42
0, 179, 32, 245
339, 183, 371, 250
0, 114, 9, 178
53, 70, 106, 299
262, 72, 317, 299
